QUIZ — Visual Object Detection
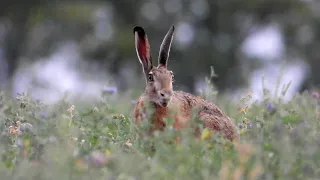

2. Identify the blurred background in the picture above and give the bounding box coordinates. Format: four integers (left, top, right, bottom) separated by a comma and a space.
0, 0, 319, 104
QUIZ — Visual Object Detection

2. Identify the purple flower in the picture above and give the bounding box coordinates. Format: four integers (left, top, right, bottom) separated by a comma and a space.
266, 103, 273, 110
89, 151, 107, 167
16, 138, 24, 148
31, 96, 41, 103
41, 112, 47, 119
312, 92, 319, 99
19, 123, 33, 132
266, 103, 276, 113
142, 113, 147, 119
102, 86, 118, 94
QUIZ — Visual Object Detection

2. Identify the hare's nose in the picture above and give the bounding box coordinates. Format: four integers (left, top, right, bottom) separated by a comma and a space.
160, 90, 173, 99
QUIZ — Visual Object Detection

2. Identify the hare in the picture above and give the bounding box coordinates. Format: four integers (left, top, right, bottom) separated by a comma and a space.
133, 25, 240, 142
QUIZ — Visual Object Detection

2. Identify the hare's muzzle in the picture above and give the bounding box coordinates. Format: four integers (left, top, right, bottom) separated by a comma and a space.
159, 90, 173, 107
161, 102, 168, 107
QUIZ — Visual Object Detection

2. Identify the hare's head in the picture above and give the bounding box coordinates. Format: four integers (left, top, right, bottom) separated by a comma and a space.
134, 25, 175, 107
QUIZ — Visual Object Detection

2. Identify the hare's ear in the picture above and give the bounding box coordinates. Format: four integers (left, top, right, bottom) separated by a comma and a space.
134, 26, 153, 75
158, 25, 175, 68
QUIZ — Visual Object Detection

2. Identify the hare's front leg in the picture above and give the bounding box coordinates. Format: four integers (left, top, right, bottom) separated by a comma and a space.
133, 101, 147, 124
199, 111, 240, 141
134, 101, 165, 132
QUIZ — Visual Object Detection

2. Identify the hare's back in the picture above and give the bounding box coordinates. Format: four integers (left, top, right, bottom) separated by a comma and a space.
172, 91, 226, 117
172, 91, 201, 109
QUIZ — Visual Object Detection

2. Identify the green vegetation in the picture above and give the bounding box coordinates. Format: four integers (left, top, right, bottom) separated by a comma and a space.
0, 83, 319, 180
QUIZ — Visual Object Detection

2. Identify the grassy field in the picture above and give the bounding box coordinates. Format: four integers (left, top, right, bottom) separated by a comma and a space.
0, 83, 319, 180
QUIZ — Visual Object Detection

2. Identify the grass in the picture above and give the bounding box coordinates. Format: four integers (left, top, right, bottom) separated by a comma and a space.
0, 82, 319, 180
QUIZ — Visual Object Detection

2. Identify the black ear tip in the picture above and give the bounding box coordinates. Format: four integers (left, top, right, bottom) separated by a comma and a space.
133, 26, 146, 36
171, 25, 175, 31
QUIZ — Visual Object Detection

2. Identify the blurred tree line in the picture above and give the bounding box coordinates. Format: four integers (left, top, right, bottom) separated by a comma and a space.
0, 0, 319, 94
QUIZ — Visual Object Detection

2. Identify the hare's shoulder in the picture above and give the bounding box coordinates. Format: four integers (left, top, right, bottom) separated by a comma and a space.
172, 91, 226, 117
173, 91, 202, 105
173, 91, 215, 107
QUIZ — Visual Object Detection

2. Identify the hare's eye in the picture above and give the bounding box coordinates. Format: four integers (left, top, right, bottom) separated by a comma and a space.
148, 74, 154, 82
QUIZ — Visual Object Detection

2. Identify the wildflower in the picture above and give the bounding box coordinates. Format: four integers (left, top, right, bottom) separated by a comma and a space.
34, 98, 41, 103
201, 128, 212, 140
174, 136, 181, 145
124, 139, 132, 148
268, 152, 274, 158
142, 113, 147, 119
247, 92, 253, 98
19, 123, 33, 132
89, 151, 107, 167
73, 149, 79, 157
240, 129, 248, 135
92, 107, 99, 112
67, 105, 75, 120
266, 103, 276, 113
102, 86, 118, 94
240, 97, 247, 102
119, 114, 125, 119
16, 138, 24, 148
67, 105, 75, 113
112, 114, 125, 119
105, 149, 111, 156
23, 139, 30, 148
312, 91, 319, 99
131, 100, 137, 104
40, 112, 47, 119
239, 106, 249, 114
15, 121, 21, 126
242, 118, 250, 124
8, 126, 21, 135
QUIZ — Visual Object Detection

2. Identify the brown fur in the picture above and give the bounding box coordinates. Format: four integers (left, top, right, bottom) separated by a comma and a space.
133, 25, 240, 142
134, 90, 240, 141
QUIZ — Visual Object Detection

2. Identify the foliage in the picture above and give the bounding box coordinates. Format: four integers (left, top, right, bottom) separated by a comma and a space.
1, 0, 319, 93
0, 79, 319, 180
